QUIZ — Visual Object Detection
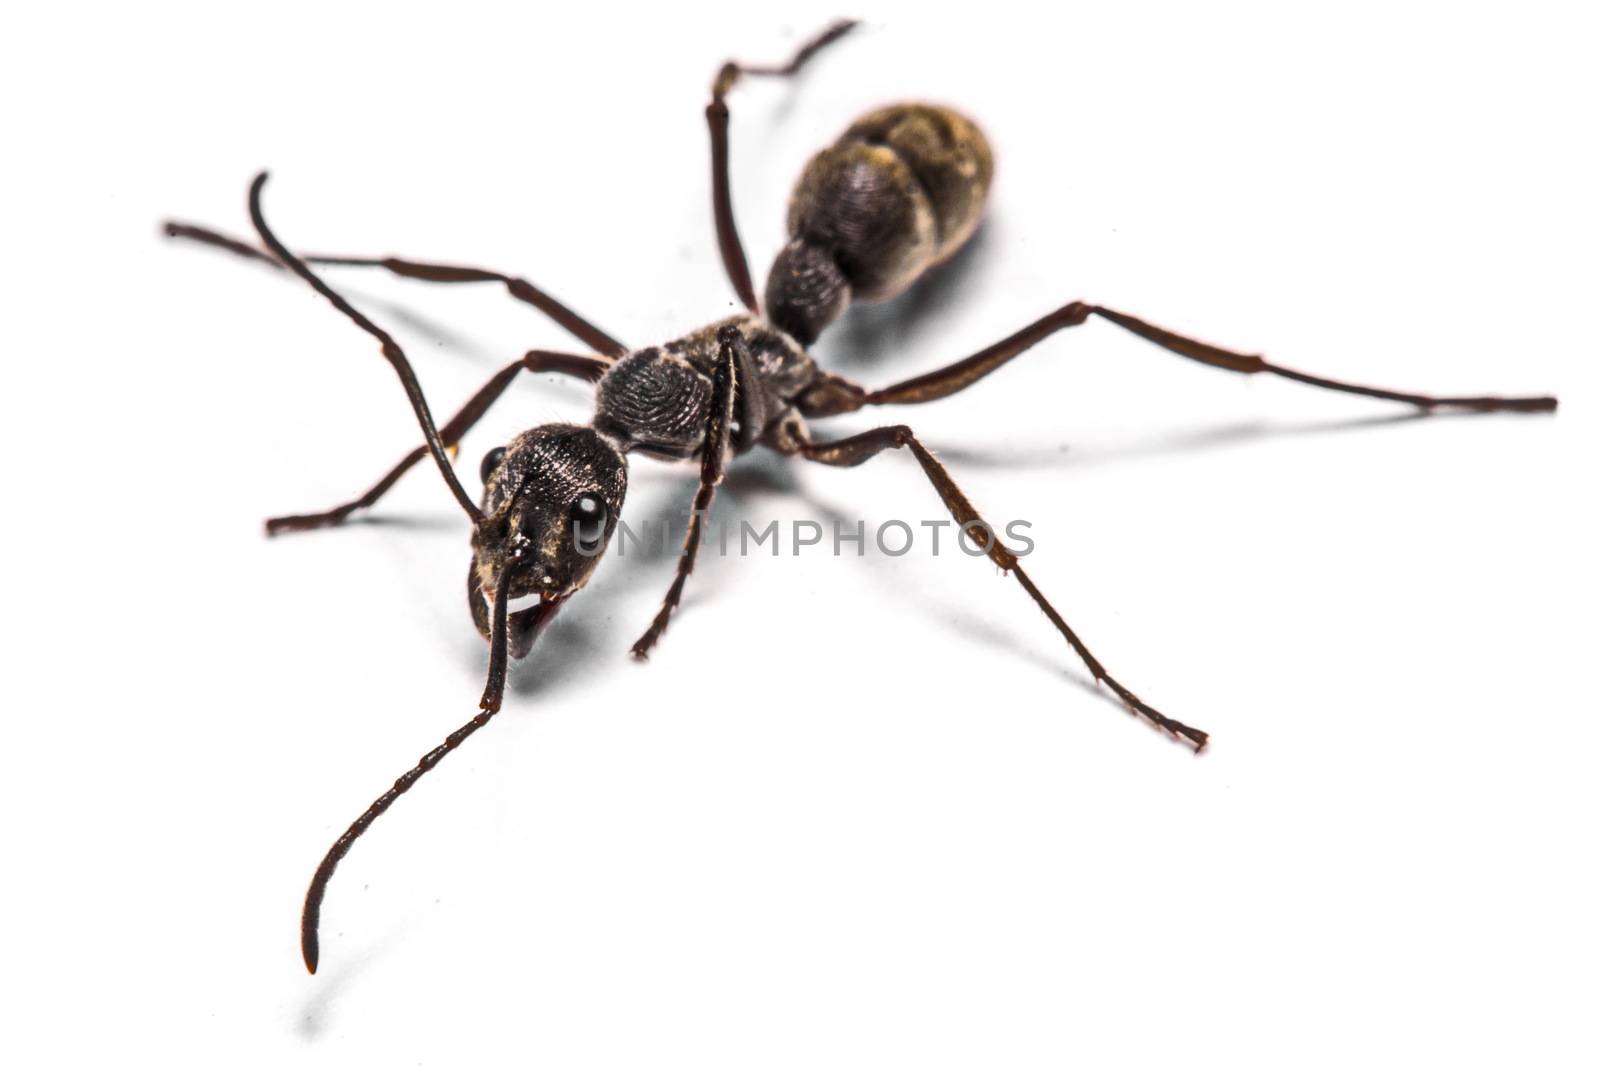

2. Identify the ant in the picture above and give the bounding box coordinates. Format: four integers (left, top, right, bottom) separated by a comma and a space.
163, 20, 1557, 974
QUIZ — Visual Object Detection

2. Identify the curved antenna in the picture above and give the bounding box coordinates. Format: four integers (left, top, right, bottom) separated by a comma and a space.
247, 172, 485, 524
300, 562, 519, 974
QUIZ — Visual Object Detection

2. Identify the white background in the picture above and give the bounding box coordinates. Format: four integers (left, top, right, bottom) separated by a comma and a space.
5, 1, 1596, 1063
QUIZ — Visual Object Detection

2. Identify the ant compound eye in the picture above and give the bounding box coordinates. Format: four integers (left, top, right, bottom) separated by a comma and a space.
479, 446, 508, 484
570, 493, 608, 553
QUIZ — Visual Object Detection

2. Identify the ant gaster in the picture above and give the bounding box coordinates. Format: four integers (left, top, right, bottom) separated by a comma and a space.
163, 20, 1558, 973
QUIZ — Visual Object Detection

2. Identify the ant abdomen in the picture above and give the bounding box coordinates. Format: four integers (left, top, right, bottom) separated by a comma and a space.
766, 104, 993, 345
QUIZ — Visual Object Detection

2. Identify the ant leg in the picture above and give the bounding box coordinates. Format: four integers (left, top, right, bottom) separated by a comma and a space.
267, 350, 610, 536
794, 422, 1209, 750
630, 327, 740, 658
706, 19, 858, 311
163, 220, 627, 357
796, 302, 1557, 416
249, 173, 484, 523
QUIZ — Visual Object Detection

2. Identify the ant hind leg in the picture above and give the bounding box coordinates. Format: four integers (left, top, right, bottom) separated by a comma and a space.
705, 19, 858, 311
796, 301, 1557, 416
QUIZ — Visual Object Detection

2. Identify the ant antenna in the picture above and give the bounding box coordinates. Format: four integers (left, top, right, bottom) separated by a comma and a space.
300, 561, 522, 973
247, 172, 486, 524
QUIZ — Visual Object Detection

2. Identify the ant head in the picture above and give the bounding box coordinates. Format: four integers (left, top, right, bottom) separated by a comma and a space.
469, 423, 627, 656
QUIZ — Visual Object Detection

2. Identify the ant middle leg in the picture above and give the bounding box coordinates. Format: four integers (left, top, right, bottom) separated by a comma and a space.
790, 421, 1209, 750
706, 19, 858, 311
163, 220, 627, 357
267, 350, 609, 536
796, 302, 1558, 416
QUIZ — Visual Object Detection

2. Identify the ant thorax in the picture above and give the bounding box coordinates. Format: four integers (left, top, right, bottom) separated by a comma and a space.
593, 314, 818, 461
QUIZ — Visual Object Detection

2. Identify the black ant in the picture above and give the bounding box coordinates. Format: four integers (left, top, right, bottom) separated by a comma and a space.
163, 20, 1557, 974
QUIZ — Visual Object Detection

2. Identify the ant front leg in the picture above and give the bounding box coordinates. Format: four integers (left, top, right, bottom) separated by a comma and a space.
163, 220, 628, 357
796, 302, 1558, 416
706, 19, 858, 311
267, 350, 611, 535
630, 328, 740, 659
789, 422, 1209, 750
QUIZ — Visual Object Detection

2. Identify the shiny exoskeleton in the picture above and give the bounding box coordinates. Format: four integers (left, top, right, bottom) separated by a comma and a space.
597, 102, 992, 468
164, 19, 1557, 974
767, 103, 993, 344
